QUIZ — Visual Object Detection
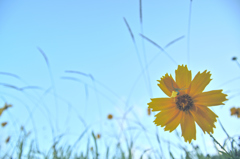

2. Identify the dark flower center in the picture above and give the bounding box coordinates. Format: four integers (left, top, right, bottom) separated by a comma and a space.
176, 94, 194, 111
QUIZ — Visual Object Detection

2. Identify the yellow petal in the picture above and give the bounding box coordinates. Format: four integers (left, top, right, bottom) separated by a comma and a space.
175, 65, 192, 94
190, 105, 218, 134
148, 98, 175, 111
230, 107, 236, 115
194, 90, 228, 106
230, 107, 239, 116
157, 74, 178, 97
164, 111, 183, 132
180, 112, 196, 143
153, 107, 179, 127
188, 70, 212, 97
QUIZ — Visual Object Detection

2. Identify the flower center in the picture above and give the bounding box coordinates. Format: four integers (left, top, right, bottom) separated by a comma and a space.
176, 94, 194, 111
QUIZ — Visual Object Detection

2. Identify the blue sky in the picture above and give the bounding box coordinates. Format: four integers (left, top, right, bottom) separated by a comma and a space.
0, 0, 240, 158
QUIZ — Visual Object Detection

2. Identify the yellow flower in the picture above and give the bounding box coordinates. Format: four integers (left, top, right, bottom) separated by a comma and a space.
96, 134, 101, 139
5, 136, 10, 144
1, 122, 7, 127
148, 65, 227, 143
230, 107, 240, 118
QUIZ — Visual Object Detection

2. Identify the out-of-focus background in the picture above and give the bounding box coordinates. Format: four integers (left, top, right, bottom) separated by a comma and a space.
0, 0, 240, 158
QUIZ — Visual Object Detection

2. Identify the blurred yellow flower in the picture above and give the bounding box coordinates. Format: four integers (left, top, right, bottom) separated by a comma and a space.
230, 107, 240, 118
107, 114, 113, 120
1, 122, 7, 127
96, 134, 101, 139
5, 136, 10, 144
148, 65, 227, 143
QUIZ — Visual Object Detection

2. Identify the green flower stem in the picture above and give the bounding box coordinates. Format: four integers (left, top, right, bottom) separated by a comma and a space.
209, 134, 233, 158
